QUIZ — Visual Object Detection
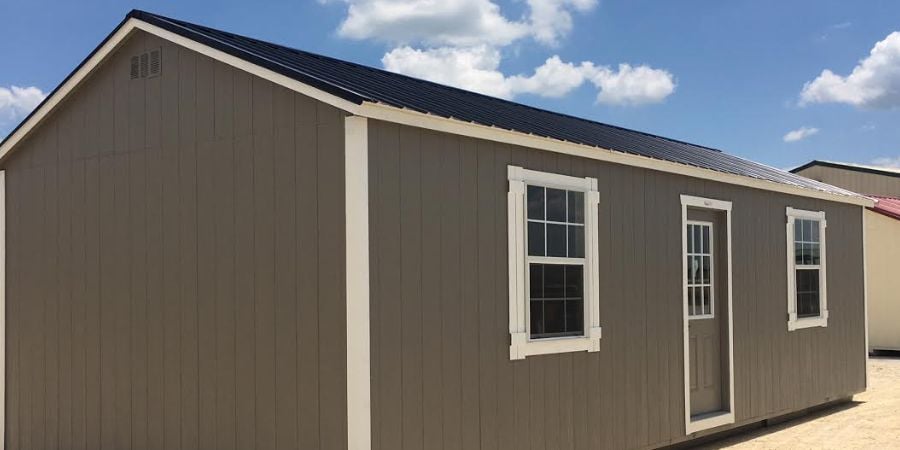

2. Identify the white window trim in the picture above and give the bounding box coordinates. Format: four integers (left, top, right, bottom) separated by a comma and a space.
686, 220, 715, 320
508, 166, 601, 360
786, 207, 828, 331
680, 195, 735, 435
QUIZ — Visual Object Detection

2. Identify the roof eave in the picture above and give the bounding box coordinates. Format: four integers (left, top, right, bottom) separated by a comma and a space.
0, 12, 876, 209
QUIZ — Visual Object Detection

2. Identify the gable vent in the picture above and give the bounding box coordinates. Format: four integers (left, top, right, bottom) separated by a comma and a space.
149, 49, 161, 77
140, 53, 149, 78
130, 49, 162, 79
130, 56, 139, 79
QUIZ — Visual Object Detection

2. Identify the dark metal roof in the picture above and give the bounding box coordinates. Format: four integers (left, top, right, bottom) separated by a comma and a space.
0, 9, 864, 200
791, 160, 900, 179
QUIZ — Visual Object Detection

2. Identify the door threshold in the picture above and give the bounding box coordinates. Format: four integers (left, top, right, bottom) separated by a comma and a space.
687, 410, 735, 434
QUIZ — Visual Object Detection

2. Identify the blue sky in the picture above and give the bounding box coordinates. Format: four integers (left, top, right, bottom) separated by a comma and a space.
1, 0, 899, 170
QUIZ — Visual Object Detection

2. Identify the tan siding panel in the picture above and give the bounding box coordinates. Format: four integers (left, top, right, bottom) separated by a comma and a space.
2, 30, 347, 450
368, 119, 868, 449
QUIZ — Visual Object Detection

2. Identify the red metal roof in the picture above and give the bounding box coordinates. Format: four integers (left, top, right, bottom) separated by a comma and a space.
870, 196, 900, 221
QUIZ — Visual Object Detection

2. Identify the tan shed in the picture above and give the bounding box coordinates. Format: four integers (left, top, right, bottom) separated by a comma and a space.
792, 161, 900, 353
0, 11, 873, 450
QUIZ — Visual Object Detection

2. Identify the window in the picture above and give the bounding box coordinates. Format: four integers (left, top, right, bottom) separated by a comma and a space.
686, 222, 714, 319
786, 207, 828, 330
508, 166, 601, 360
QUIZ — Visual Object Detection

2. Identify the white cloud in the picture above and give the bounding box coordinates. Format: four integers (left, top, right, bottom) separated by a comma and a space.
526, 0, 598, 46
334, 0, 527, 47
586, 63, 676, 106
800, 31, 900, 109
382, 46, 514, 98
382, 47, 676, 104
783, 126, 819, 143
872, 156, 900, 168
327, 0, 675, 105
329, 0, 597, 47
0, 85, 45, 126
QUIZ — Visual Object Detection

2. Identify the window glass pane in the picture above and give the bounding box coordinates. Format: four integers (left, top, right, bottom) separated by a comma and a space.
703, 286, 712, 315
565, 265, 583, 298
527, 185, 544, 220
794, 219, 802, 242
547, 223, 567, 257
692, 256, 702, 284
686, 225, 694, 253
803, 220, 813, 243
811, 244, 820, 265
565, 300, 584, 334
568, 225, 584, 258
546, 188, 567, 222
529, 264, 543, 299
567, 191, 584, 224
528, 222, 545, 256
795, 243, 804, 265
530, 301, 543, 336
543, 264, 565, 298
702, 225, 710, 254
702, 256, 711, 284
688, 287, 700, 316
810, 220, 820, 242
686, 255, 692, 284
796, 269, 821, 318
530, 264, 585, 338
693, 225, 703, 253
542, 300, 566, 335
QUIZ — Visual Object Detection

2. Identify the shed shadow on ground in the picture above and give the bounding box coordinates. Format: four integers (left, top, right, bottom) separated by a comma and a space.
686, 400, 864, 449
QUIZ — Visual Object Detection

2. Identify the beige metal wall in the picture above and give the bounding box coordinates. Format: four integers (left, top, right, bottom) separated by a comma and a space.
865, 210, 900, 351
1, 31, 348, 450
367, 120, 867, 450
795, 165, 900, 197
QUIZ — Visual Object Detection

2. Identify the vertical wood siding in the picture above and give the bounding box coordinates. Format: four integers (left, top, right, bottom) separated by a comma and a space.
794, 165, 900, 198
368, 120, 867, 450
2, 31, 347, 450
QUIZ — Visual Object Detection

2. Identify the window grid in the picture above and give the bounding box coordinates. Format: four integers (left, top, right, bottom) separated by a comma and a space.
526, 185, 586, 340
793, 218, 822, 319
686, 222, 714, 319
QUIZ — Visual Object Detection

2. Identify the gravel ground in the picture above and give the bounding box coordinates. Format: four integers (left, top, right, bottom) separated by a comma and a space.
699, 357, 900, 449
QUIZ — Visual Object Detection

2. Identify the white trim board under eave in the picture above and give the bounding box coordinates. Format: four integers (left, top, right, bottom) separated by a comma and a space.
0, 17, 873, 210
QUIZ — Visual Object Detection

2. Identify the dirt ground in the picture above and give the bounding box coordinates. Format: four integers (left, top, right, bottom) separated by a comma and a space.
699, 357, 900, 449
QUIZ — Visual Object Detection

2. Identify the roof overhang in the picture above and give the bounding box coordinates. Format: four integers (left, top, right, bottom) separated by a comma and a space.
0, 15, 875, 208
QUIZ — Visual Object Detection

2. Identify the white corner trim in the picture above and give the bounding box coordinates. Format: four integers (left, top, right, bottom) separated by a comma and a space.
862, 207, 870, 387
0, 15, 874, 210
345, 116, 371, 450
681, 194, 735, 435
0, 171, 5, 450
508, 166, 601, 360
785, 207, 828, 331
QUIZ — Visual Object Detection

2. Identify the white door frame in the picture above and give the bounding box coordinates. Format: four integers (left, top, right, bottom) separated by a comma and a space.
681, 194, 735, 435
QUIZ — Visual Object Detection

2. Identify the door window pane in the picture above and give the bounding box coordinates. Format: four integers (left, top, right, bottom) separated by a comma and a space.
686, 222, 714, 318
